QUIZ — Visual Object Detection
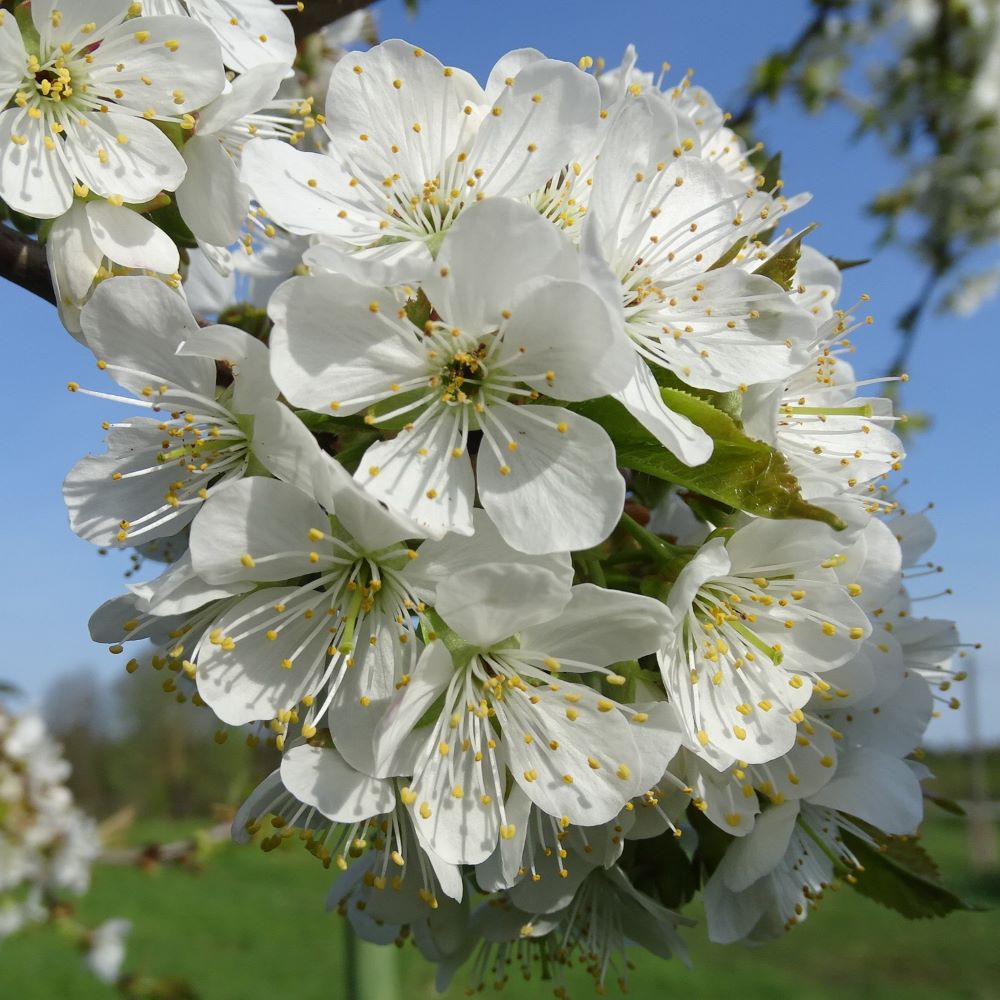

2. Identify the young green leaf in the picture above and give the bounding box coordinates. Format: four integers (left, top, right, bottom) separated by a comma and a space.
754, 224, 817, 291
572, 393, 845, 529
842, 832, 981, 919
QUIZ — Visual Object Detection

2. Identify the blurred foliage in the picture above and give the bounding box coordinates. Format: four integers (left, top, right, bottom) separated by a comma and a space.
42, 667, 275, 821
734, 0, 1000, 374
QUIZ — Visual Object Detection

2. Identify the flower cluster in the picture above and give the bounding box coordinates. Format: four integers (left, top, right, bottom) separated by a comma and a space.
2, 12, 967, 992
0, 706, 99, 935
0, 703, 130, 983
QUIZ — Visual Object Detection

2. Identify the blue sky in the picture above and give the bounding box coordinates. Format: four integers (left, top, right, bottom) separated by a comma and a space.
0, 0, 993, 745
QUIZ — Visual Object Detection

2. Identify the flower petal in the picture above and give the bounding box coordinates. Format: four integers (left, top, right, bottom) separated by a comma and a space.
85, 201, 179, 274
190, 477, 325, 584
477, 405, 624, 554
435, 563, 573, 649
80, 276, 215, 398
280, 744, 395, 823
176, 134, 248, 246
519, 584, 673, 667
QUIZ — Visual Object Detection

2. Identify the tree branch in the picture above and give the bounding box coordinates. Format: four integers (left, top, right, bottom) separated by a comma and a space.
292, 0, 381, 41
0, 225, 55, 306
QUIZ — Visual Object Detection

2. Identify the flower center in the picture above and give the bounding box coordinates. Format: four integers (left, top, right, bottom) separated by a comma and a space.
439, 344, 489, 403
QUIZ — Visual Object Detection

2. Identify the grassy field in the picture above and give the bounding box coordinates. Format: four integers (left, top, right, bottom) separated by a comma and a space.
2, 811, 998, 1000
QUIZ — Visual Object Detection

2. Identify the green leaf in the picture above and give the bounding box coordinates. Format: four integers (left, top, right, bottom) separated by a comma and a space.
572, 393, 845, 529
760, 151, 782, 192
753, 224, 817, 291
14, 4, 40, 58
147, 197, 198, 250
620, 831, 699, 910
404, 288, 432, 330
707, 236, 748, 272
922, 793, 966, 817
842, 832, 981, 919
829, 256, 871, 271
647, 364, 744, 423
689, 803, 734, 883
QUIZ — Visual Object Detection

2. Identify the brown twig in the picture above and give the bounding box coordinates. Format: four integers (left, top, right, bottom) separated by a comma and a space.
100, 822, 231, 868
0, 225, 56, 305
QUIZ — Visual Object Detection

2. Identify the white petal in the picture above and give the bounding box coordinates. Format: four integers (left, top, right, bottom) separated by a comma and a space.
240, 139, 379, 240
196, 61, 287, 134
500, 279, 633, 399
63, 113, 187, 204
809, 748, 923, 834
246, 400, 336, 502
190, 477, 325, 584
403, 508, 573, 604
186, 0, 295, 74
484, 49, 546, 102
176, 135, 248, 246
268, 274, 413, 414
519, 584, 673, 667
46, 201, 103, 338
327, 614, 420, 778
324, 39, 484, 189
176, 323, 276, 410
477, 405, 624, 554
80, 277, 214, 398
720, 801, 799, 892
424, 198, 577, 333
127, 551, 251, 616
502, 682, 645, 825
373, 641, 454, 775
195, 586, 319, 724
356, 417, 476, 542
280, 744, 395, 823
85, 202, 180, 274
408, 733, 503, 866
0, 107, 74, 218
90, 17, 225, 115
474, 785, 533, 891
0, 11, 26, 105
613, 358, 713, 466
63, 421, 200, 547
435, 563, 573, 649
32, 1, 127, 44
471, 59, 600, 199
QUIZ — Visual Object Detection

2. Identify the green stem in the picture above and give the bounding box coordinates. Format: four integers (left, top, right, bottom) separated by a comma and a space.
344, 924, 401, 1000
584, 555, 607, 588
344, 920, 360, 1000
618, 513, 692, 576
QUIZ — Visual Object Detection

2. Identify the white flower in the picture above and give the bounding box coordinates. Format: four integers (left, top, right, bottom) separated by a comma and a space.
0, 706, 103, 935
63, 275, 303, 547
270, 198, 633, 553
741, 304, 905, 501
658, 517, 876, 768
189, 474, 426, 772
0, 3, 225, 218
176, 61, 314, 247
233, 742, 465, 916
584, 94, 814, 463
142, 0, 296, 74
373, 564, 677, 865
441, 866, 689, 996
85, 918, 131, 984
704, 679, 930, 944
241, 38, 602, 283
47, 199, 180, 337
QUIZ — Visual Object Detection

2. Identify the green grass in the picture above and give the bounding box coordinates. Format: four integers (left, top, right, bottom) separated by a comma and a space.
2, 812, 998, 1000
